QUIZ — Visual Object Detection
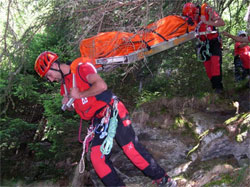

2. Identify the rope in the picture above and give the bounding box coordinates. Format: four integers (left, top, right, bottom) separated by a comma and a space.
195, 21, 218, 62
78, 102, 116, 173
78, 119, 83, 143
197, 40, 211, 62
79, 126, 94, 174
95, 107, 111, 139
100, 100, 119, 156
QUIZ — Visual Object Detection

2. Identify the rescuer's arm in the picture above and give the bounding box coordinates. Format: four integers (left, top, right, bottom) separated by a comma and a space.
70, 73, 107, 99
222, 31, 250, 43
200, 9, 225, 27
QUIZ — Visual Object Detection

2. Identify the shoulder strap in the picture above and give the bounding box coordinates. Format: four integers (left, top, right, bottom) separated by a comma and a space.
77, 64, 92, 86
70, 57, 94, 74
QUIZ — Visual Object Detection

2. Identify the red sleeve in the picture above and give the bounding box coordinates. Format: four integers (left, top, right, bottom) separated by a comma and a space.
234, 42, 241, 56
235, 42, 241, 48
78, 62, 97, 82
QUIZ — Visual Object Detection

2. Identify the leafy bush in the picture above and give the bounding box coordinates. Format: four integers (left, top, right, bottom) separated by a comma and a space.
0, 118, 36, 152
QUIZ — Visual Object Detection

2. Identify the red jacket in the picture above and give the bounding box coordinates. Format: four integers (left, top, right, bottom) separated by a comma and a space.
198, 9, 219, 41
61, 62, 113, 120
234, 42, 250, 56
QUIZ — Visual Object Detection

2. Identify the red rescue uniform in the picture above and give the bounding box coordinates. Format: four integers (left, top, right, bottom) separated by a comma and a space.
61, 62, 166, 186
234, 42, 250, 70
197, 8, 223, 90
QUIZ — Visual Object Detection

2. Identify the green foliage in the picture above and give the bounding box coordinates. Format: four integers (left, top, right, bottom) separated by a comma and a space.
0, 6, 80, 180
231, 166, 249, 186
204, 166, 249, 187
173, 115, 194, 129
0, 118, 36, 180
225, 113, 250, 142
136, 90, 162, 108
40, 93, 79, 158
0, 71, 8, 106
12, 74, 39, 100
204, 173, 233, 186
1, 92, 79, 181
123, 42, 213, 108
0, 118, 36, 151
103, 68, 141, 109
0, 0, 249, 184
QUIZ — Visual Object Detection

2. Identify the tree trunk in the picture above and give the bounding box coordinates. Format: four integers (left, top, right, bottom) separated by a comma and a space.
245, 5, 250, 33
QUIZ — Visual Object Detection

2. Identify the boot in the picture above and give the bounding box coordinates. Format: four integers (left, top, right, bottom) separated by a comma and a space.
154, 175, 177, 187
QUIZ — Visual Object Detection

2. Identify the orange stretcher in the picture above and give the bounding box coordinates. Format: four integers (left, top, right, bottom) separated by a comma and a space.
78, 15, 197, 71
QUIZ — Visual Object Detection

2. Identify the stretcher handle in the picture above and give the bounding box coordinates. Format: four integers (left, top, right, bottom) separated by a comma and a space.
61, 84, 68, 111
62, 74, 76, 110
66, 98, 75, 108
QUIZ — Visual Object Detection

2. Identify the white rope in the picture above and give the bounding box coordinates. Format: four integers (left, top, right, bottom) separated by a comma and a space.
79, 128, 94, 174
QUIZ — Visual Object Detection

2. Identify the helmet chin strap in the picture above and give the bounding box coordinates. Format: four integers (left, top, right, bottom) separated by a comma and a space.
50, 62, 71, 84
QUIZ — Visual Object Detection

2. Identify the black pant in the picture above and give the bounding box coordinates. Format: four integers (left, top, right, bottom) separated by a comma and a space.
90, 101, 165, 186
234, 56, 245, 81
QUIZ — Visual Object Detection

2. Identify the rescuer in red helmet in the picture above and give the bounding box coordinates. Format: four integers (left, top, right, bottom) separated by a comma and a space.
222, 31, 250, 81
34, 51, 177, 187
183, 3, 225, 94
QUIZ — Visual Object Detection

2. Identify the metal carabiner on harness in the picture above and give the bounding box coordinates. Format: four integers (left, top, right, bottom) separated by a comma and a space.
195, 21, 213, 62
95, 107, 111, 139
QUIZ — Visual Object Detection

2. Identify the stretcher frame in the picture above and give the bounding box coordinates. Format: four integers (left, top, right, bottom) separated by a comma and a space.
94, 30, 217, 71
95, 31, 196, 71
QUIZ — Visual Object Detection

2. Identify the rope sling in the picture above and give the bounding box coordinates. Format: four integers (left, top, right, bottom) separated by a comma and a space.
195, 20, 211, 62
197, 40, 211, 62
79, 125, 95, 173
100, 99, 119, 156
78, 99, 119, 173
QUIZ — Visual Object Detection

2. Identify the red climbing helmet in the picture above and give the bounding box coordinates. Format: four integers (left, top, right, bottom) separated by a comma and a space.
34, 51, 58, 77
182, 2, 197, 18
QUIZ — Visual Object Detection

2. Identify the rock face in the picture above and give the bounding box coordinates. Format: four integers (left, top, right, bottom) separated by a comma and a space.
72, 97, 250, 187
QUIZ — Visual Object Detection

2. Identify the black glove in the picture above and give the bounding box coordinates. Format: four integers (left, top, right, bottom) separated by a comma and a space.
186, 17, 194, 26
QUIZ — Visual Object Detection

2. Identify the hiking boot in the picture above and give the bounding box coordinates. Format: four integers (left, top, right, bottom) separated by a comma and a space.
154, 175, 177, 187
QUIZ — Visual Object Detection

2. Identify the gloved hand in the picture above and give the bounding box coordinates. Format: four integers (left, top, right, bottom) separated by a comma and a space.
186, 17, 194, 26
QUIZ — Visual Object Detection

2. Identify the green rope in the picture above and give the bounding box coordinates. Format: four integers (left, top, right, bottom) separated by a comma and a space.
197, 41, 211, 62
100, 101, 119, 156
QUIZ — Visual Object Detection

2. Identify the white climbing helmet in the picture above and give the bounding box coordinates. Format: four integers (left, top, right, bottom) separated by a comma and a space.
237, 30, 247, 36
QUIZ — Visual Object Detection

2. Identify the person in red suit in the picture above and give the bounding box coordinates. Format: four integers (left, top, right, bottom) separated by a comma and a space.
233, 31, 250, 80
183, 3, 225, 93
223, 31, 250, 80
34, 51, 177, 187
